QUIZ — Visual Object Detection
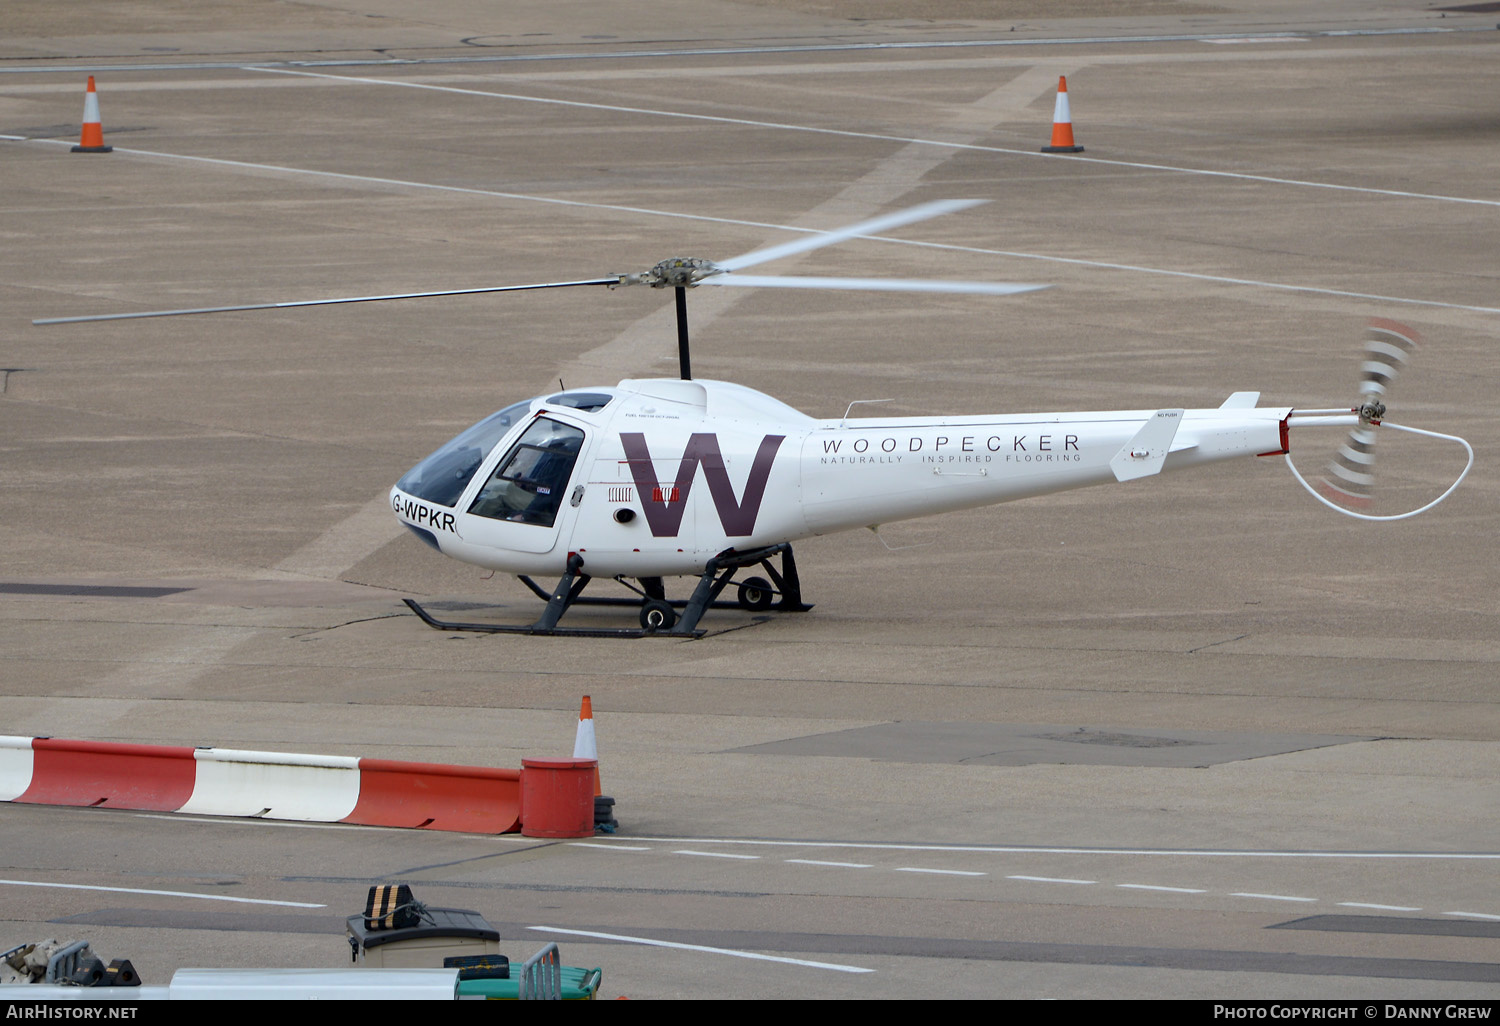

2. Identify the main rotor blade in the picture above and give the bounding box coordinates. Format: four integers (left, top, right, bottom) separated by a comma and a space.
714, 198, 987, 273
703, 274, 1048, 296
32, 277, 621, 326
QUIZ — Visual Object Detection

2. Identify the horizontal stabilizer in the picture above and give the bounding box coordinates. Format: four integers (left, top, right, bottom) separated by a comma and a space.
1110, 409, 1183, 482
1219, 391, 1261, 409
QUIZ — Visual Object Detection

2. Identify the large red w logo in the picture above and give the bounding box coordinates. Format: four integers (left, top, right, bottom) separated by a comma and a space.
619, 433, 785, 538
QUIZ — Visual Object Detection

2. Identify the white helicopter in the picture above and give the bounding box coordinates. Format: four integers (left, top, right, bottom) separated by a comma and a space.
37, 200, 1471, 637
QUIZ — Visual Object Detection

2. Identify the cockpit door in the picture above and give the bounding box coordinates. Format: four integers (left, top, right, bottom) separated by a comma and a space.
457, 416, 590, 554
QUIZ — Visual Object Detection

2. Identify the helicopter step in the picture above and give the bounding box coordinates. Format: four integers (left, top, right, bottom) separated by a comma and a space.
403, 544, 812, 638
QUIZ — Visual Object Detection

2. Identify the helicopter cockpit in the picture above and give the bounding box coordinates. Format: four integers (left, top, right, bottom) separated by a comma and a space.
394, 390, 616, 530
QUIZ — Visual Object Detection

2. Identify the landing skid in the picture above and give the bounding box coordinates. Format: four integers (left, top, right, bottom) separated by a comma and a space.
403, 543, 812, 638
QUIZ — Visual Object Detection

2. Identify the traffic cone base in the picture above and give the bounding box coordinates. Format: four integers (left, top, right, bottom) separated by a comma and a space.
1041, 75, 1083, 153
72, 76, 112, 153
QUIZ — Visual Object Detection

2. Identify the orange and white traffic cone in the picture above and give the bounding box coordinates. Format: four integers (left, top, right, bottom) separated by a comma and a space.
572, 695, 617, 833
1040, 75, 1083, 154
572, 694, 601, 795
72, 76, 112, 154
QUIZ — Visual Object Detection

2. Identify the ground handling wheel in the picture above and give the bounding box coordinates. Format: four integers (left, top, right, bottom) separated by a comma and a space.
736, 576, 775, 612
639, 598, 677, 632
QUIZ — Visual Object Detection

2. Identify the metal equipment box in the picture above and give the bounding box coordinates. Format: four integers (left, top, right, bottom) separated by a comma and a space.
346, 908, 501, 968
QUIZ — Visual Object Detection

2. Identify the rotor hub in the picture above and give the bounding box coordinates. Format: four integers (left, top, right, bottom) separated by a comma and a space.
1358, 398, 1386, 423
614, 257, 725, 289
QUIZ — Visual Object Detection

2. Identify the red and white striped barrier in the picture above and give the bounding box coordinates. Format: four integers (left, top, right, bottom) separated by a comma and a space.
0, 736, 526, 834
179, 748, 363, 821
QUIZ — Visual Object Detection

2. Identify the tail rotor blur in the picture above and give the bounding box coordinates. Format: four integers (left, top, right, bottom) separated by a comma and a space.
1316, 319, 1420, 510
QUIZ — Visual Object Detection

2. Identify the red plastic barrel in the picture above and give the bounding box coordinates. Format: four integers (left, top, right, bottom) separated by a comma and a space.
519, 758, 598, 838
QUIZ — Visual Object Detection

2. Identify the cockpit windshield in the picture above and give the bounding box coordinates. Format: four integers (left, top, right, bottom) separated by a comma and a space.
396, 399, 533, 507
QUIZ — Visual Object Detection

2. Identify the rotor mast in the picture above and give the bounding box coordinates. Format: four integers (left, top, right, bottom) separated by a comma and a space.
613, 256, 725, 382
674, 287, 691, 380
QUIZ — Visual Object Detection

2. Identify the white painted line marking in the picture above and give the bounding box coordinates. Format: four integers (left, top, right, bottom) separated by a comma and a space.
0, 878, 324, 908
1446, 910, 1500, 921
1008, 875, 1096, 885
629, 838, 1500, 860
899, 234, 1500, 316
1338, 902, 1422, 912
260, 67, 1500, 209
894, 867, 987, 877
570, 842, 650, 851
12, 139, 809, 240
1118, 884, 1208, 894
674, 850, 760, 860
528, 926, 874, 974
1232, 892, 1318, 903
0, 25, 1482, 77
785, 859, 872, 869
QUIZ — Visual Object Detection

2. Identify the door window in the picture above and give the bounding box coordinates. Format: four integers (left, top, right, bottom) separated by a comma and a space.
467, 418, 585, 527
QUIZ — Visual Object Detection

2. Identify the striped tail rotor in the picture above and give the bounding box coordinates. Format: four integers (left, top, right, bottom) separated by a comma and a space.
1317, 319, 1420, 509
